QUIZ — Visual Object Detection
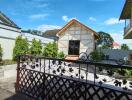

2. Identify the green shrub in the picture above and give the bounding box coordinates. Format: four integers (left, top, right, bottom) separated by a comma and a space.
30, 39, 42, 55
43, 42, 58, 58
121, 44, 129, 50
13, 36, 29, 60
57, 51, 64, 58
90, 50, 104, 62
117, 69, 132, 76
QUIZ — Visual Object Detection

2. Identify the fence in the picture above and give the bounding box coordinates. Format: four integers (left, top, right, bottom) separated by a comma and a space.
15, 55, 132, 100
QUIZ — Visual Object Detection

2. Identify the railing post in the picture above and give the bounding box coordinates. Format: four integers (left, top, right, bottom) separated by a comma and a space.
94, 65, 96, 84
130, 7, 132, 27
42, 59, 46, 100
85, 63, 89, 100
15, 55, 20, 92
79, 64, 81, 79
40, 58, 41, 72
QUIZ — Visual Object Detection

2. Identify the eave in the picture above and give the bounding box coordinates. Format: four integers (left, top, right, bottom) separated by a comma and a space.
120, 0, 132, 20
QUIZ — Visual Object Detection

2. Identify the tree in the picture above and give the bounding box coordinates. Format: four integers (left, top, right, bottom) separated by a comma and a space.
97, 31, 114, 49
30, 39, 42, 55
121, 44, 129, 50
13, 36, 29, 60
43, 42, 58, 57
22, 29, 42, 36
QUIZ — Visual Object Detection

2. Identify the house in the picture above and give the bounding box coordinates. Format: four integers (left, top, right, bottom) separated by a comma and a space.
120, 0, 132, 64
112, 42, 120, 49
120, 0, 132, 39
0, 11, 53, 60
56, 19, 99, 58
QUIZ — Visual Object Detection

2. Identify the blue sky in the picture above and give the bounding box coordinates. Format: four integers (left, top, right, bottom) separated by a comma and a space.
0, 0, 132, 48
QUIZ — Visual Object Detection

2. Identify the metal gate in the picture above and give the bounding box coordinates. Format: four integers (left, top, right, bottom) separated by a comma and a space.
16, 55, 132, 100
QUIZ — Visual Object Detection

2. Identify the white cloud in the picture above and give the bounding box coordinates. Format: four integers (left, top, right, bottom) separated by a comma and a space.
89, 17, 96, 21
29, 14, 49, 19
37, 24, 61, 32
104, 18, 124, 25
62, 16, 69, 22
62, 15, 76, 22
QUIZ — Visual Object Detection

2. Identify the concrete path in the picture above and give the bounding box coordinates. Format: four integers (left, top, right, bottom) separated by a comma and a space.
0, 64, 31, 100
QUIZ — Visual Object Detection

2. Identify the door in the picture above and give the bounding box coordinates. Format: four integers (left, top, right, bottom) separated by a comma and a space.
68, 40, 80, 55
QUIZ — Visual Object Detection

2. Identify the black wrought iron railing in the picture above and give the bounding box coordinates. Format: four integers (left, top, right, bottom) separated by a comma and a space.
124, 19, 132, 36
16, 55, 132, 100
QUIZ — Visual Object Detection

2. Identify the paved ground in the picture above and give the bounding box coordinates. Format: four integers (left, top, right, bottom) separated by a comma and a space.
0, 64, 31, 100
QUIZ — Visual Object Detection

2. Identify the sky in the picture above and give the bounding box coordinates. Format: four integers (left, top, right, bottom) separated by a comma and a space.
0, 0, 132, 48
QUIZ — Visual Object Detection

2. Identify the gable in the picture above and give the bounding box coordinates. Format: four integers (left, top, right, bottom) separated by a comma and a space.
59, 22, 93, 40
57, 19, 99, 39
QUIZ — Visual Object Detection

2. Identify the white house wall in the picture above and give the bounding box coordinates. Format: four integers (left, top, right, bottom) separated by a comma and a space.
0, 38, 15, 59
0, 24, 54, 60
0, 25, 21, 59
58, 23, 95, 55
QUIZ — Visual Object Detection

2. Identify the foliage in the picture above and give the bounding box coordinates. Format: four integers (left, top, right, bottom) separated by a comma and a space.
30, 39, 42, 55
89, 50, 104, 62
97, 31, 114, 49
43, 42, 58, 57
121, 44, 129, 50
116, 69, 132, 76
13, 36, 29, 60
22, 29, 42, 36
101, 45, 110, 49
57, 51, 65, 58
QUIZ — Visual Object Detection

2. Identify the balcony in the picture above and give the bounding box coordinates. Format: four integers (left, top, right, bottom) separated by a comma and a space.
124, 19, 132, 39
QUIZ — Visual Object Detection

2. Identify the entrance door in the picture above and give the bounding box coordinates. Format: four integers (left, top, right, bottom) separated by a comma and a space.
68, 40, 80, 55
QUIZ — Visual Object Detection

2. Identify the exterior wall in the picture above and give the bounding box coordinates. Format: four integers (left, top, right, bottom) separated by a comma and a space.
0, 25, 21, 59
0, 38, 16, 59
100, 49, 132, 60
58, 23, 95, 55
0, 24, 54, 60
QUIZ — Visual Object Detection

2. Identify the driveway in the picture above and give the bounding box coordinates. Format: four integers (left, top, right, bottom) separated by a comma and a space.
0, 64, 31, 100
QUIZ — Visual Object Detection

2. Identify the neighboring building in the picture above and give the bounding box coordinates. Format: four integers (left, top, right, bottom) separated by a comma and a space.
120, 0, 132, 39
43, 29, 60, 41
120, 0, 132, 64
0, 12, 53, 60
56, 19, 99, 56
112, 42, 120, 49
